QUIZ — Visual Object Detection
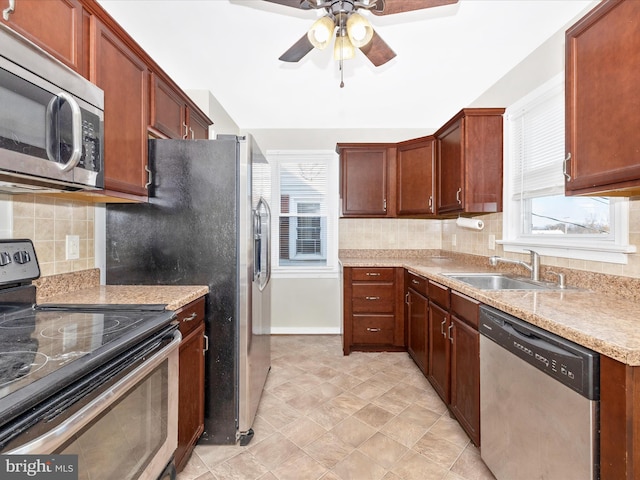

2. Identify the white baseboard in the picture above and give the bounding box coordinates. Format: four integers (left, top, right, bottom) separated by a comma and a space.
270, 327, 342, 335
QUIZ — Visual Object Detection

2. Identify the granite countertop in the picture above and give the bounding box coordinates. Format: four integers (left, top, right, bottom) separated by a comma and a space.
40, 285, 209, 311
341, 254, 640, 366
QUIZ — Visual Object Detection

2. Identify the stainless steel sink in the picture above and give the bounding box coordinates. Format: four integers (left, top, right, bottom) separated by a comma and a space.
443, 273, 560, 291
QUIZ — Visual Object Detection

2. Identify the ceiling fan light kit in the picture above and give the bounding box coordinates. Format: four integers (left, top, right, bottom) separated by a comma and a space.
269, 0, 458, 86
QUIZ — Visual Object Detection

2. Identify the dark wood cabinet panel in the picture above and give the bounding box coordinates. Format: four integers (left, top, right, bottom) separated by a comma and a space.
435, 108, 505, 215
407, 287, 428, 374
151, 73, 187, 140
1, 0, 85, 74
337, 144, 396, 217
91, 17, 149, 197
397, 136, 436, 216
565, 0, 640, 196
187, 108, 210, 140
428, 301, 450, 403
450, 315, 480, 446
175, 297, 206, 473
343, 266, 405, 354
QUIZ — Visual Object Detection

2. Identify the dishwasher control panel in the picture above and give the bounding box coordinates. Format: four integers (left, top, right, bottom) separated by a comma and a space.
479, 305, 599, 400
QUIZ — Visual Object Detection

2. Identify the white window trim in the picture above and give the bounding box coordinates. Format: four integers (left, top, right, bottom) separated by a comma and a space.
500, 73, 636, 264
267, 150, 339, 279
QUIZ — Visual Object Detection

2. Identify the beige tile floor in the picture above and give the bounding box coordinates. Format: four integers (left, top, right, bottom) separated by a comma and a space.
177, 335, 496, 480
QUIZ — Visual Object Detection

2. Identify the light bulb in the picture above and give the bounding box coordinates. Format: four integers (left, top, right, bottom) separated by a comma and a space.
307, 16, 335, 50
346, 13, 374, 48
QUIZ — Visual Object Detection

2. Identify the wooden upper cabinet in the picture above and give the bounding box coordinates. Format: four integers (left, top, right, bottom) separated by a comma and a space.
1, 0, 85, 74
91, 16, 150, 198
337, 144, 396, 217
397, 136, 436, 216
565, 0, 640, 196
435, 108, 505, 215
150, 73, 212, 140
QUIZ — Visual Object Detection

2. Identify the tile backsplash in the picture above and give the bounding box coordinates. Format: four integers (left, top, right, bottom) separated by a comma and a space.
3, 194, 95, 276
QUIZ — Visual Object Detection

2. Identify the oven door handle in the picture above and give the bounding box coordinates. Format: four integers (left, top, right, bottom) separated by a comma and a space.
7, 331, 181, 455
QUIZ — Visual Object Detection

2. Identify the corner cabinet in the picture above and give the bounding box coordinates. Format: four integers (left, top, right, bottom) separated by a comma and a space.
397, 136, 436, 216
343, 267, 405, 354
337, 144, 396, 217
565, 0, 640, 196
435, 108, 505, 215
176, 297, 206, 473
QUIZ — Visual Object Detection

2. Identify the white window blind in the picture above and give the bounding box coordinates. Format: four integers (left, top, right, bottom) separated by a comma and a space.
509, 81, 565, 200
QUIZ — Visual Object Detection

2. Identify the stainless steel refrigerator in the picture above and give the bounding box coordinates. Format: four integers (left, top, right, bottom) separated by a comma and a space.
105, 135, 271, 446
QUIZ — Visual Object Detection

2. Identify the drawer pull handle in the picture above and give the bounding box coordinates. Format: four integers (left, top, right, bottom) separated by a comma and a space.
182, 312, 198, 322
367, 327, 381, 332
411, 279, 420, 285
365, 296, 380, 301
365, 272, 381, 276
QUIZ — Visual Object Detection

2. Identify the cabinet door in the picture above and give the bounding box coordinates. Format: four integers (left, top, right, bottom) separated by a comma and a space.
187, 108, 211, 140
397, 137, 436, 216
176, 321, 205, 472
428, 301, 450, 403
450, 315, 480, 446
92, 17, 149, 197
340, 147, 392, 217
565, 0, 640, 196
407, 289, 428, 373
1, 0, 84, 74
436, 118, 463, 214
151, 73, 187, 139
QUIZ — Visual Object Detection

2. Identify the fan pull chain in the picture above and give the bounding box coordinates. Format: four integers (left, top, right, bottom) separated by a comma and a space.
339, 57, 345, 88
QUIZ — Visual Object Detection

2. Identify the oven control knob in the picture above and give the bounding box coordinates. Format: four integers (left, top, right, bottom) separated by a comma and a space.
13, 250, 31, 264
0, 252, 11, 266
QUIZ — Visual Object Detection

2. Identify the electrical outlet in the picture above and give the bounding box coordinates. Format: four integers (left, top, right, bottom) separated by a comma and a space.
66, 235, 80, 260
488, 234, 496, 250
451, 234, 457, 247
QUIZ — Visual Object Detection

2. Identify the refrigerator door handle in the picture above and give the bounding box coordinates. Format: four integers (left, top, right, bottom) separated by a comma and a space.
254, 197, 271, 291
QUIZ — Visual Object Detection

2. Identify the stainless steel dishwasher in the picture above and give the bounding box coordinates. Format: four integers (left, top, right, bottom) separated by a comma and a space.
479, 305, 599, 480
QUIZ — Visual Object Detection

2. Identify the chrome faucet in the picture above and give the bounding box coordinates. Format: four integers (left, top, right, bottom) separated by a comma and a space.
489, 249, 541, 282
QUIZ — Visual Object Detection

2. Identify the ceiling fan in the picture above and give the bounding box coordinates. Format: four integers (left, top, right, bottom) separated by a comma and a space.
265, 0, 459, 68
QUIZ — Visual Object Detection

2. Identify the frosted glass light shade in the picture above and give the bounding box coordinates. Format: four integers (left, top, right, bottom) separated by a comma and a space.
333, 34, 355, 60
307, 16, 335, 49
346, 13, 373, 48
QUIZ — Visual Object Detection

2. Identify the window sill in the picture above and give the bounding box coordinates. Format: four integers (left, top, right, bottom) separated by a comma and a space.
272, 268, 340, 279
499, 239, 636, 264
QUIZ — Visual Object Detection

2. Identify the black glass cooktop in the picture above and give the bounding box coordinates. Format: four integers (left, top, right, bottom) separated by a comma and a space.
0, 303, 176, 426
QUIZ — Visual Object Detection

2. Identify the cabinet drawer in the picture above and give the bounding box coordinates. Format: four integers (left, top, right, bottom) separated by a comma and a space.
352, 315, 395, 344
352, 284, 395, 313
351, 267, 395, 282
177, 297, 205, 337
451, 290, 480, 329
428, 280, 450, 309
407, 272, 428, 296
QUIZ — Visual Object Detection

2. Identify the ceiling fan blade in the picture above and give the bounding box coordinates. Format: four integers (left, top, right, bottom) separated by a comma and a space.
263, 0, 315, 9
359, 30, 396, 66
371, 0, 458, 16
279, 34, 315, 62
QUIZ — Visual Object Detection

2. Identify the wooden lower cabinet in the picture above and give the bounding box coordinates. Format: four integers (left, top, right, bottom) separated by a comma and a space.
175, 297, 206, 472
406, 272, 429, 373
428, 300, 450, 403
343, 267, 405, 354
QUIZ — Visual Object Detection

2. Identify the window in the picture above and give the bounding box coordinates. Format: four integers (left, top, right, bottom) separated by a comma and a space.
502, 74, 635, 263
269, 151, 338, 276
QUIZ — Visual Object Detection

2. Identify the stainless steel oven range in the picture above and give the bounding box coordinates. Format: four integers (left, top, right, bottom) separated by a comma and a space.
0, 239, 180, 480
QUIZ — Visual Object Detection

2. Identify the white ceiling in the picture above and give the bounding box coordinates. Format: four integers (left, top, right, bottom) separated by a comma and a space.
96, 0, 596, 131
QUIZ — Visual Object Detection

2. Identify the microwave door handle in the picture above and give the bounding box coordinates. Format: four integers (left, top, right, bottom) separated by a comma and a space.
45, 92, 83, 172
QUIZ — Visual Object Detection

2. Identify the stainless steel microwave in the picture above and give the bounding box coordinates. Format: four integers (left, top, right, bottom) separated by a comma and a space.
0, 23, 104, 193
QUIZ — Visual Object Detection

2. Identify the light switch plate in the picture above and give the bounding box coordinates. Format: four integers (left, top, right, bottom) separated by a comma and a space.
488, 234, 496, 250
451, 234, 457, 247
66, 235, 80, 260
